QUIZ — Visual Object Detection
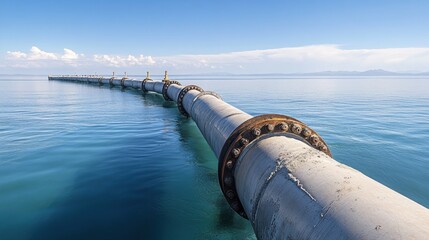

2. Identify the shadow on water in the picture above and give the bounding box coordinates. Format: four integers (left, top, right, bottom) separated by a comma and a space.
174, 116, 253, 236
140, 93, 176, 109
57, 80, 177, 109
55, 80, 177, 114
35, 80, 254, 239
31, 83, 174, 239
30, 139, 168, 239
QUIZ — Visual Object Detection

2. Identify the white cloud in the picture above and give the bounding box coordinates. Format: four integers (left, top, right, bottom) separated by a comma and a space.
28, 46, 58, 60
7, 51, 27, 59
3, 45, 429, 73
147, 56, 155, 65
93, 54, 156, 67
4, 46, 85, 69
7, 46, 83, 62
62, 48, 80, 60
156, 45, 429, 73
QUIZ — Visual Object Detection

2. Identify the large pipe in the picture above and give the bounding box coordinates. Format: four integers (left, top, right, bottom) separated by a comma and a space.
48, 75, 429, 239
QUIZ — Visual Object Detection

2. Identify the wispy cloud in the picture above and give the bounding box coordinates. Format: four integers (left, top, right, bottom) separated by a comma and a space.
7, 51, 27, 59
93, 54, 155, 67
3, 45, 429, 74
158, 45, 429, 73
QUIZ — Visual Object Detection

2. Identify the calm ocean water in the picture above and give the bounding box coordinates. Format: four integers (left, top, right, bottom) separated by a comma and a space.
0, 75, 428, 239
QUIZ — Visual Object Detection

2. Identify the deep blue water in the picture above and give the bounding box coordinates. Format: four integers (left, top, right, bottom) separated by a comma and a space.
0, 75, 428, 239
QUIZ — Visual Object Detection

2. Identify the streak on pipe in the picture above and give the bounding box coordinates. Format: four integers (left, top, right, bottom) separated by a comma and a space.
48, 75, 429, 239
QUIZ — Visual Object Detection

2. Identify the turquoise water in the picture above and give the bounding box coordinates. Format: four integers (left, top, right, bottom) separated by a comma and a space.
1, 75, 428, 239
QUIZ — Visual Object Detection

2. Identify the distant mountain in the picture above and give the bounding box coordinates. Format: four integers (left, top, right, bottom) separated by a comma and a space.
415, 72, 429, 76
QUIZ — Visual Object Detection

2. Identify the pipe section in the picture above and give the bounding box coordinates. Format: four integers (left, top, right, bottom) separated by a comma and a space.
48, 75, 429, 240
166, 83, 184, 102
183, 91, 252, 158
235, 135, 429, 239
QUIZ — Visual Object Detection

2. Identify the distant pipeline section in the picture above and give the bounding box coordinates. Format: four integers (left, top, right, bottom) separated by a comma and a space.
49, 72, 429, 240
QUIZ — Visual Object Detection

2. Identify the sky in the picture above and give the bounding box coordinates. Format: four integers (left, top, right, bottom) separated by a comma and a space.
1, 0, 428, 74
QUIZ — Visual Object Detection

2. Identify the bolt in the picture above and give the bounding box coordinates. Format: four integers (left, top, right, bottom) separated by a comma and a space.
267, 124, 275, 132
291, 123, 302, 134
252, 128, 261, 136
226, 190, 235, 199
279, 122, 289, 131
302, 128, 311, 137
319, 144, 328, 152
231, 202, 240, 211
310, 135, 320, 146
226, 160, 233, 169
240, 138, 249, 146
224, 176, 233, 186
232, 148, 241, 158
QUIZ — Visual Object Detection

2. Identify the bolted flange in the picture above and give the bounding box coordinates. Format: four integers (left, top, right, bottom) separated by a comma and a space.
141, 79, 152, 92
162, 80, 181, 101
218, 114, 332, 219
177, 85, 204, 117
120, 78, 127, 88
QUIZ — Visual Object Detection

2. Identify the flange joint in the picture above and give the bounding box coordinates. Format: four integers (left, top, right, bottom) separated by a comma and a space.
218, 114, 332, 219
177, 85, 204, 117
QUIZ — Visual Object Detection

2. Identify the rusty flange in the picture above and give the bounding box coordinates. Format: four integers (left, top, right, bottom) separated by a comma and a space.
141, 79, 152, 92
177, 85, 204, 117
218, 114, 332, 219
162, 80, 181, 101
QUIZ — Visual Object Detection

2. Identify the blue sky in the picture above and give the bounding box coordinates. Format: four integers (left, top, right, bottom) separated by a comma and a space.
1, 0, 428, 74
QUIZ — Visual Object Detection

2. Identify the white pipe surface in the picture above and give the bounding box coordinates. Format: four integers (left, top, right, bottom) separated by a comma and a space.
166, 84, 185, 102
235, 135, 429, 239
182, 91, 252, 157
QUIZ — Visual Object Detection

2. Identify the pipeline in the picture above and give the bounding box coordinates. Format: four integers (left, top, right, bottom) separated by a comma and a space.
48, 73, 429, 239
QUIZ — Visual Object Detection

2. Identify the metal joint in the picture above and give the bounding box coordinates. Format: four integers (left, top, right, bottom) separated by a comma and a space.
120, 78, 127, 87
177, 85, 204, 117
109, 77, 114, 85
218, 114, 332, 219
162, 80, 181, 101
141, 79, 152, 92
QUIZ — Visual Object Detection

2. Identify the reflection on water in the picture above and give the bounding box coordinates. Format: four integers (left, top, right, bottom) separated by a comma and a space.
0, 75, 428, 239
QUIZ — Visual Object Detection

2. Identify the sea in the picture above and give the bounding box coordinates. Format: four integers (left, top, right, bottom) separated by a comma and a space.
0, 75, 428, 240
